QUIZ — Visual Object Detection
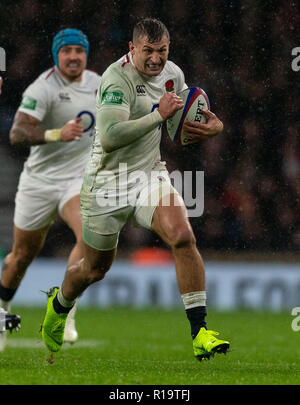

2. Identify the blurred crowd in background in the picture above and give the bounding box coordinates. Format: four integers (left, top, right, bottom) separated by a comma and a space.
0, 0, 299, 258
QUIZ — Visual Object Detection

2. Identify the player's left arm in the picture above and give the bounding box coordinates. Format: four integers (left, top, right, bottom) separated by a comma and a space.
183, 109, 224, 142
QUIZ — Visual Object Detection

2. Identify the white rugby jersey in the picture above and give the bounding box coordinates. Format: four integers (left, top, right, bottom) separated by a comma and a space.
18, 67, 101, 180
82, 52, 187, 194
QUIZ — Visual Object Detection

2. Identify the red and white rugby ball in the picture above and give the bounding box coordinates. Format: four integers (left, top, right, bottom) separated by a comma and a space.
166, 87, 210, 145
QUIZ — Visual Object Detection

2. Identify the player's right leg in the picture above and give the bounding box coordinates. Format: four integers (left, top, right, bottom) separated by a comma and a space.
1, 225, 49, 293
42, 236, 117, 352
2, 168, 58, 300
0, 224, 49, 350
0, 169, 58, 351
41, 187, 127, 352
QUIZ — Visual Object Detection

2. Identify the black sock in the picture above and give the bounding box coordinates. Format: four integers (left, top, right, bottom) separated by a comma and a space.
52, 295, 73, 314
0, 282, 17, 302
185, 306, 207, 339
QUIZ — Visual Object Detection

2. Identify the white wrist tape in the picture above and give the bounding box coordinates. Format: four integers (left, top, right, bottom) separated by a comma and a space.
44, 129, 62, 142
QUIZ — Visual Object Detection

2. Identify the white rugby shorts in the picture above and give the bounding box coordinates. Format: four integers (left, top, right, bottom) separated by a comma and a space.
14, 169, 83, 231
81, 169, 181, 251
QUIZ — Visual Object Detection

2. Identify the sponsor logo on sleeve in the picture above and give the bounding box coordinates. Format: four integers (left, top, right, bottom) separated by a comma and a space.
20, 96, 37, 110
101, 91, 123, 105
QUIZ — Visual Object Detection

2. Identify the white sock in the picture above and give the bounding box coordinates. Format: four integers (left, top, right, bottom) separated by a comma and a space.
181, 291, 206, 309
0, 298, 11, 312
57, 289, 75, 308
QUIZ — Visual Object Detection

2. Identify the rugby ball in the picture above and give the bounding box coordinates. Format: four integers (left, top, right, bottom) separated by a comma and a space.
166, 87, 210, 145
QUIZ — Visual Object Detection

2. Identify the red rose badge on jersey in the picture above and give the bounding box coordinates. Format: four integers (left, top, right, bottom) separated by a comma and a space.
165, 80, 174, 92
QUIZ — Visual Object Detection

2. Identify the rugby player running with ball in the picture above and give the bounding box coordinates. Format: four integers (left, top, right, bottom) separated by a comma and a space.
42, 19, 230, 362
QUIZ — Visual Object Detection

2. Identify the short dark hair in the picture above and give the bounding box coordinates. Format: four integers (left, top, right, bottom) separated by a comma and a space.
133, 18, 170, 44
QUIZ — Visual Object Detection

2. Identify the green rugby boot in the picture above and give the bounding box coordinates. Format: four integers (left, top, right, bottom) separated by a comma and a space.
41, 287, 68, 352
193, 327, 230, 361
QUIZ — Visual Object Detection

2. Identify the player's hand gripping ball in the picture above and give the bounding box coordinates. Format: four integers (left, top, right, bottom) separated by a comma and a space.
166, 87, 210, 145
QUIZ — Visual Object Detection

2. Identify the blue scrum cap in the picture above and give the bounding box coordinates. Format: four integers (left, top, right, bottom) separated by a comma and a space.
52, 28, 89, 67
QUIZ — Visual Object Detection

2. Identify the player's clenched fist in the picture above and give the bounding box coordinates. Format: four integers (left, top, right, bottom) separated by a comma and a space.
60, 117, 83, 142
158, 91, 184, 121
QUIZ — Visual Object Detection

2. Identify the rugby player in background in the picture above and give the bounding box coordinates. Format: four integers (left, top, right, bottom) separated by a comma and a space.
42, 19, 230, 362
0, 29, 101, 351
0, 76, 22, 339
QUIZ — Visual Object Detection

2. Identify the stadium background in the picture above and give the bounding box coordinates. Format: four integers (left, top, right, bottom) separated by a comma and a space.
0, 0, 299, 310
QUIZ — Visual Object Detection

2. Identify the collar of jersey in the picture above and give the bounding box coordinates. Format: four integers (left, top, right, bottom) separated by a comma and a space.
55, 66, 84, 86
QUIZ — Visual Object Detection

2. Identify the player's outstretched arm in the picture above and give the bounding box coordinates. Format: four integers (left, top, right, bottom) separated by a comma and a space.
99, 92, 183, 153
183, 110, 224, 142
10, 112, 46, 146
98, 108, 163, 153
10, 112, 83, 146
